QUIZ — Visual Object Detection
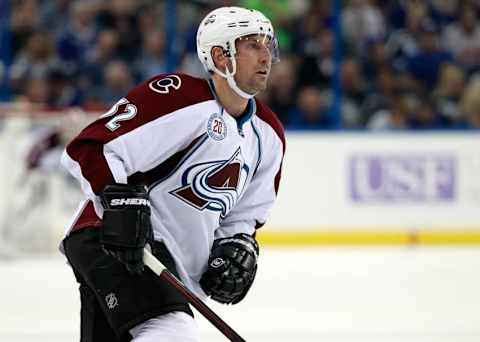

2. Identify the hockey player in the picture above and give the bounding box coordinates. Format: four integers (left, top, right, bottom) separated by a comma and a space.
61, 6, 285, 341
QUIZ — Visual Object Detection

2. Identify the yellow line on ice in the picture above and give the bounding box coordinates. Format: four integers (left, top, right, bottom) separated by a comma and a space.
256, 230, 480, 246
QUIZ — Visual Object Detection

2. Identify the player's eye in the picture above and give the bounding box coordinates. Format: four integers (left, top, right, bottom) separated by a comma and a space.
249, 41, 262, 49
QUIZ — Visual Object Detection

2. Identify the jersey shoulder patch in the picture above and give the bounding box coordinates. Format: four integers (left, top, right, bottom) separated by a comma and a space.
148, 74, 183, 94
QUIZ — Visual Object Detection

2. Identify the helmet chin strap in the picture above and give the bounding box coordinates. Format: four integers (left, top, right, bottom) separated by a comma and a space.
212, 57, 257, 100
227, 74, 255, 99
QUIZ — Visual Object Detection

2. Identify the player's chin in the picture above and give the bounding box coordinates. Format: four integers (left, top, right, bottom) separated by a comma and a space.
257, 82, 268, 92
244, 79, 268, 94
253, 79, 268, 92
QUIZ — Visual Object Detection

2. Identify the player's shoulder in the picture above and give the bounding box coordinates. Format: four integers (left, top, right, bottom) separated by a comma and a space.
145, 72, 211, 98
253, 97, 285, 149
126, 72, 214, 116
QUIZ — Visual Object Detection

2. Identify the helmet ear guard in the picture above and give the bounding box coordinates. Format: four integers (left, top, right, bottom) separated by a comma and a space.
222, 47, 232, 58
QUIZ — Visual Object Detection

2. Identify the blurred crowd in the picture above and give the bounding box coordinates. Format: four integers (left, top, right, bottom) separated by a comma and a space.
3, 0, 480, 130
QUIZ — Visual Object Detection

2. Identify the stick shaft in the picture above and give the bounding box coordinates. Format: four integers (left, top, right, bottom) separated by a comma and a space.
143, 248, 246, 342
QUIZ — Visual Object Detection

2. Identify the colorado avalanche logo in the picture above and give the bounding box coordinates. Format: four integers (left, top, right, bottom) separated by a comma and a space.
170, 148, 249, 217
207, 113, 227, 141
149, 75, 182, 94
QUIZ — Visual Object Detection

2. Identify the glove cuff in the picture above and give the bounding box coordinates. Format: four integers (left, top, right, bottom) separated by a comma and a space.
214, 233, 259, 259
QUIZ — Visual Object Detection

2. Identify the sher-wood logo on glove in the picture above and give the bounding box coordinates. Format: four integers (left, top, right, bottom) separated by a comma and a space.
110, 198, 150, 206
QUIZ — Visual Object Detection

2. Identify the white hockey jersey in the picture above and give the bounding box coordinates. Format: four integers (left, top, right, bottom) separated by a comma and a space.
61, 73, 285, 298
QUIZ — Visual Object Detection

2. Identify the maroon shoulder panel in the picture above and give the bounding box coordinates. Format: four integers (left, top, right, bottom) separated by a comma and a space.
254, 98, 286, 153
125, 73, 214, 132
254, 98, 286, 194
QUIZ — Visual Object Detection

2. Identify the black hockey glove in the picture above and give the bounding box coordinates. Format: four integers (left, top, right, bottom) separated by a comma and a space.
100, 184, 153, 274
200, 233, 259, 304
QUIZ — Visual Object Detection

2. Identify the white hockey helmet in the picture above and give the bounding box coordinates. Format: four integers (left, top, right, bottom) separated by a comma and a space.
196, 6, 280, 99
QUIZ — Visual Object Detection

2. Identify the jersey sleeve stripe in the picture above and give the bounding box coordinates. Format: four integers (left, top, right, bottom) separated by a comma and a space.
65, 142, 115, 195
61, 149, 104, 197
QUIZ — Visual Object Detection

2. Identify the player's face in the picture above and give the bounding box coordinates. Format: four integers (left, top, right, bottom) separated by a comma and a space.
234, 34, 274, 94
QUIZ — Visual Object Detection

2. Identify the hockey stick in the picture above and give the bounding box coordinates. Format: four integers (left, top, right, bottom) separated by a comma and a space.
143, 248, 247, 342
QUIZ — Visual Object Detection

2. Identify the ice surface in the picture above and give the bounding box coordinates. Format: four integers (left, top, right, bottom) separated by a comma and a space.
1, 247, 479, 342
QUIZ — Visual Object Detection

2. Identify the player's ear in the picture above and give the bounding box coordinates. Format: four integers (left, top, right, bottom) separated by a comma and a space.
211, 46, 229, 73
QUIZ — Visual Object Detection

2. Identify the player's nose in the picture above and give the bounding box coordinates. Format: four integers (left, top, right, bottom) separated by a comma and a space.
258, 52, 270, 66
258, 45, 271, 64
